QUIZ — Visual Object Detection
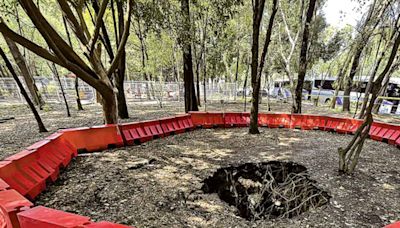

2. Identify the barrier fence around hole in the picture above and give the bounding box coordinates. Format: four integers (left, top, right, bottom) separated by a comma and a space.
0, 112, 398, 228
59, 125, 124, 153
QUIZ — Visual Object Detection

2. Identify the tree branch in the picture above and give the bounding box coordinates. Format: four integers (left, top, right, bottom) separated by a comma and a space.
89, 0, 109, 55
107, 0, 133, 77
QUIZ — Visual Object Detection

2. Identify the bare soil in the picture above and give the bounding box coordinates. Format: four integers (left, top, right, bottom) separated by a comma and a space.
34, 128, 400, 227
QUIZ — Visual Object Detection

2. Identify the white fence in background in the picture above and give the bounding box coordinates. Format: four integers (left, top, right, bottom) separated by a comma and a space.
0, 77, 242, 104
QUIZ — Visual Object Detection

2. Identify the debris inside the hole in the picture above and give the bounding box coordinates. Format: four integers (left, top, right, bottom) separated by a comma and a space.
201, 161, 331, 221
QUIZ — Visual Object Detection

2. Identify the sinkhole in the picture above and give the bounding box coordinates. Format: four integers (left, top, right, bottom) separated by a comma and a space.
201, 161, 330, 220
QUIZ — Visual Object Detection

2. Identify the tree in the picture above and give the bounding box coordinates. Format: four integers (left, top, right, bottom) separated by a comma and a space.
342, 0, 388, 112
180, 0, 198, 112
338, 27, 400, 174
249, 0, 278, 134
0, 0, 133, 124
48, 62, 70, 117
62, 16, 83, 111
0, 45, 47, 133
4, 36, 44, 109
292, 0, 317, 113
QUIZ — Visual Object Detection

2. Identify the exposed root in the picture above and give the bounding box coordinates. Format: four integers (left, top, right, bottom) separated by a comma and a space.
202, 161, 330, 221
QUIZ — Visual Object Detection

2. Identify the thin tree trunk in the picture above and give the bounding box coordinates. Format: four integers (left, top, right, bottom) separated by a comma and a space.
339, 30, 400, 174
249, 0, 278, 134
181, 0, 198, 112
292, 0, 317, 113
0, 46, 47, 132
4, 36, 44, 108
49, 63, 70, 117
62, 16, 83, 110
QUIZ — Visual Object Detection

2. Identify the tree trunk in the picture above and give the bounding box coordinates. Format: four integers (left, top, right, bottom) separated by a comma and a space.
181, 0, 198, 112
342, 48, 363, 112
249, 0, 278, 134
62, 16, 83, 111
115, 0, 129, 119
292, 0, 317, 113
50, 63, 70, 117
4, 36, 44, 108
75, 77, 84, 110
0, 46, 47, 132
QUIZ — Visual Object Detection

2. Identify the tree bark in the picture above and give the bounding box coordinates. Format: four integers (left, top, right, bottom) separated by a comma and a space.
181, 0, 198, 112
62, 16, 83, 111
49, 62, 70, 117
0, 46, 47, 132
249, 0, 278, 134
115, 0, 129, 119
4, 36, 44, 108
292, 0, 317, 113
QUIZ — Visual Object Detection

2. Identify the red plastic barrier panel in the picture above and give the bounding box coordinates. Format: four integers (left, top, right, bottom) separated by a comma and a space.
258, 113, 268, 127
0, 153, 52, 200
120, 122, 152, 145
190, 112, 224, 128
242, 113, 251, 127
369, 122, 400, 142
388, 129, 400, 145
0, 189, 32, 228
224, 112, 240, 128
18, 206, 133, 228
141, 120, 165, 139
324, 117, 346, 132
224, 113, 249, 127
159, 117, 176, 136
0, 178, 10, 191
385, 221, 400, 228
262, 113, 291, 128
290, 114, 304, 129
303, 115, 327, 130
0, 203, 12, 228
84, 221, 133, 228
336, 119, 363, 135
18, 206, 91, 228
60, 125, 124, 152
175, 114, 195, 131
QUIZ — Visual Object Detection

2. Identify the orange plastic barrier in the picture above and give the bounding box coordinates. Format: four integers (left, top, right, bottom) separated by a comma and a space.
159, 115, 193, 135
189, 112, 224, 128
0, 203, 12, 228
304, 115, 328, 130
386, 221, 400, 228
60, 125, 124, 153
262, 113, 291, 128
0, 149, 56, 200
369, 122, 400, 143
224, 113, 249, 127
0, 178, 10, 191
141, 120, 165, 139
17, 206, 133, 228
0, 189, 32, 228
84, 221, 133, 227
18, 206, 90, 228
175, 114, 195, 131
323, 117, 345, 132
120, 122, 153, 145
335, 118, 363, 134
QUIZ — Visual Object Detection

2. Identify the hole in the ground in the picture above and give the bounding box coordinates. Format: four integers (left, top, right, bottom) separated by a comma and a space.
201, 161, 330, 221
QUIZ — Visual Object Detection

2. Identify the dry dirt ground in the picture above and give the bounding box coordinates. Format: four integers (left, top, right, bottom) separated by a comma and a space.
34, 128, 400, 228
0, 100, 399, 227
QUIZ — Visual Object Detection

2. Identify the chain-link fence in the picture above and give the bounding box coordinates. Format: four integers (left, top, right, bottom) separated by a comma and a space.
0, 77, 244, 105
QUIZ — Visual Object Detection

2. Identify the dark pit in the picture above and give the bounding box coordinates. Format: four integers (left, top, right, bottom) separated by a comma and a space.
202, 161, 330, 221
